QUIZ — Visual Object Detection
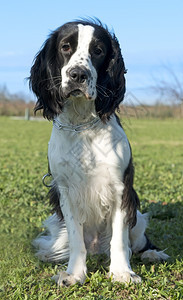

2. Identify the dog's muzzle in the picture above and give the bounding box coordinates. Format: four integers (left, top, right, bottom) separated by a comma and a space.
62, 66, 96, 100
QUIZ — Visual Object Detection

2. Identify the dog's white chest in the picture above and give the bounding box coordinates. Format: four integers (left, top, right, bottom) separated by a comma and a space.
48, 115, 131, 223
48, 116, 130, 186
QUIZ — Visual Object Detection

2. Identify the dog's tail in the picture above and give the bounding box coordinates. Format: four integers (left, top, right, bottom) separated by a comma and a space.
130, 211, 169, 262
32, 213, 69, 262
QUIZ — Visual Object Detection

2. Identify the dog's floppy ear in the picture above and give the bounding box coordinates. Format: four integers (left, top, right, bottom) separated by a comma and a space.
29, 32, 64, 120
95, 34, 126, 121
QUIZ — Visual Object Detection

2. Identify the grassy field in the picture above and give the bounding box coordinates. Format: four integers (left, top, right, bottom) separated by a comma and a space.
0, 116, 183, 299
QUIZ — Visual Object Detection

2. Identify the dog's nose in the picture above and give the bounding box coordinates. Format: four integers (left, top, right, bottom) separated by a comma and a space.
68, 67, 89, 84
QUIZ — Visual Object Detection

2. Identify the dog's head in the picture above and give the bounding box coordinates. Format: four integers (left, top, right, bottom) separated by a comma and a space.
29, 19, 126, 121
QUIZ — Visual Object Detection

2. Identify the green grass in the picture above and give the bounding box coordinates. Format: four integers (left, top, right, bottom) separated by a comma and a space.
0, 117, 183, 299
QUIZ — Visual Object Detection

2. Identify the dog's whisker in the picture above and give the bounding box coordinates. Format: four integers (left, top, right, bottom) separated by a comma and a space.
97, 88, 110, 98
38, 76, 62, 85
96, 86, 114, 98
96, 84, 114, 95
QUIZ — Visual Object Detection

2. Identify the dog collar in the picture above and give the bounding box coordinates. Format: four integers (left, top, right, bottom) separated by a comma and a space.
53, 117, 100, 132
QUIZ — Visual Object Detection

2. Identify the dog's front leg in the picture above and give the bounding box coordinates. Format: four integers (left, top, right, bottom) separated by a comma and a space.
109, 206, 141, 284
53, 187, 87, 287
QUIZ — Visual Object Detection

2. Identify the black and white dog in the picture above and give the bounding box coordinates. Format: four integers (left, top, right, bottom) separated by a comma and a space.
30, 19, 168, 286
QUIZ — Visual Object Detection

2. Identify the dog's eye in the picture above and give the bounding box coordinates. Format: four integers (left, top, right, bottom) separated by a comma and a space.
93, 47, 103, 56
61, 43, 71, 52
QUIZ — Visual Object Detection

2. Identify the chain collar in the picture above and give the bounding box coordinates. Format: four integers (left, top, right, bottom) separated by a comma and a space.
53, 117, 100, 132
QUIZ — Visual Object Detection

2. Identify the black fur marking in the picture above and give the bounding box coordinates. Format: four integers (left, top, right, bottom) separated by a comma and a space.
48, 185, 63, 220
138, 234, 159, 253
95, 31, 126, 122
122, 158, 140, 228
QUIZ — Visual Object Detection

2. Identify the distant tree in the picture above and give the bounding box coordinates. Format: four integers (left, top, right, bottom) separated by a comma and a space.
0, 85, 9, 102
0, 85, 34, 116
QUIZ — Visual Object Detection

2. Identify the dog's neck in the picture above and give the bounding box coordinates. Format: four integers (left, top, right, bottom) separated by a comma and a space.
57, 97, 97, 125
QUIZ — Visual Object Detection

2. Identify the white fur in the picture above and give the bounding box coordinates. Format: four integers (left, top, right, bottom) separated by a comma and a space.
36, 99, 150, 285
46, 99, 135, 284
33, 211, 168, 263
129, 211, 149, 253
32, 213, 69, 262
141, 250, 169, 262
109, 206, 141, 283
61, 24, 97, 100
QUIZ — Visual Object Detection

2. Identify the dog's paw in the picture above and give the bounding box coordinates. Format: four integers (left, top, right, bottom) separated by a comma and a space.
110, 271, 141, 284
52, 271, 85, 287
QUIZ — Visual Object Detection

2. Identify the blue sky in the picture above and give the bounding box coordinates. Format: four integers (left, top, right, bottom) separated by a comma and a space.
0, 0, 182, 104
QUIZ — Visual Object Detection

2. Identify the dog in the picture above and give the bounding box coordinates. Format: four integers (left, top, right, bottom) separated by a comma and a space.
29, 19, 169, 286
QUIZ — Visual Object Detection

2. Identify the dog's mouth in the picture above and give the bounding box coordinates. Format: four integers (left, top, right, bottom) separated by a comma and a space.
65, 89, 94, 100
69, 89, 84, 98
